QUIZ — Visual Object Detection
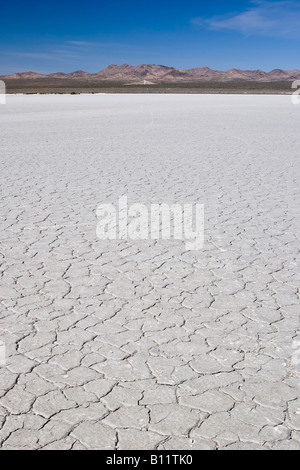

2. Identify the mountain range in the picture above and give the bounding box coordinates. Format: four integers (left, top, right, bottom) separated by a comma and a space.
2, 64, 300, 82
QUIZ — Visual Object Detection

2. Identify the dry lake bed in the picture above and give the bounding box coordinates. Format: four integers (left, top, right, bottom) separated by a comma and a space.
0, 94, 299, 450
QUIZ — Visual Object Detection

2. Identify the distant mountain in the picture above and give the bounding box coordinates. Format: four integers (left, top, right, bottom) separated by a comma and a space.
49, 70, 91, 79
2, 64, 300, 82
92, 64, 183, 81
6, 71, 46, 79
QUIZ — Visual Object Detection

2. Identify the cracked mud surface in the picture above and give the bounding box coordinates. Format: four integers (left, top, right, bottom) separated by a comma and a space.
0, 94, 299, 450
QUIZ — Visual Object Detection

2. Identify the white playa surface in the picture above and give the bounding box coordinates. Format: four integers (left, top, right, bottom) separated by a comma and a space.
0, 94, 299, 450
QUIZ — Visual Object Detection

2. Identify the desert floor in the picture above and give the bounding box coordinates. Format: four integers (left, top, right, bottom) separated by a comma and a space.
0, 94, 299, 450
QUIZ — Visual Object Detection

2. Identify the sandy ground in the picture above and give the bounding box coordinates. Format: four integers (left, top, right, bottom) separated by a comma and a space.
0, 94, 299, 450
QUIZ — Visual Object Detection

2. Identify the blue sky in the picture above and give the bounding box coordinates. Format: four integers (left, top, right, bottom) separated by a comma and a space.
1, 0, 300, 74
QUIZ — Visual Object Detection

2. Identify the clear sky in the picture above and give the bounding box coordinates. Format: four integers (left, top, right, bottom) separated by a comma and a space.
1, 0, 300, 74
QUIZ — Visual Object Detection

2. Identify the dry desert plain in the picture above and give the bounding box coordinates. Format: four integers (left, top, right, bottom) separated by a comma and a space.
0, 94, 299, 450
